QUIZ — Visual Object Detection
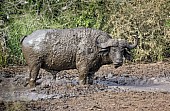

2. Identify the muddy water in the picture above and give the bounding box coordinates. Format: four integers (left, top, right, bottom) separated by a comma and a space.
97, 74, 170, 92
1, 69, 170, 102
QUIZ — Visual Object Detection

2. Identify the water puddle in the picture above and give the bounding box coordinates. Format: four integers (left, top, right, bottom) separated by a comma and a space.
96, 74, 170, 92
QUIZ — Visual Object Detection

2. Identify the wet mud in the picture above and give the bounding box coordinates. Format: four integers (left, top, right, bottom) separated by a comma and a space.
1, 62, 170, 110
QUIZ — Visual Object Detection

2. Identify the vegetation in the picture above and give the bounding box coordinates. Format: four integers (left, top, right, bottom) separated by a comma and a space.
0, 0, 170, 66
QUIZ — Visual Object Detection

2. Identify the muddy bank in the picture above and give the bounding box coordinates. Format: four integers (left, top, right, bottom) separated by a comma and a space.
1, 62, 170, 101
1, 62, 170, 110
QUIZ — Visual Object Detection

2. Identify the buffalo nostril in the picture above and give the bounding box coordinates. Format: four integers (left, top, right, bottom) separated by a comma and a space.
115, 60, 123, 64
114, 60, 123, 67
114, 63, 122, 66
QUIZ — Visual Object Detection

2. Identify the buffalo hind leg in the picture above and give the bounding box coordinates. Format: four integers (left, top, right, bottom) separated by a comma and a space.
45, 70, 58, 80
28, 63, 41, 88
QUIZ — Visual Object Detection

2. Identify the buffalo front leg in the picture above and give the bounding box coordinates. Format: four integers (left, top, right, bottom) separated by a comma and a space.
76, 60, 94, 85
28, 63, 41, 87
78, 67, 95, 85
87, 71, 95, 85
76, 43, 97, 85
78, 66, 89, 85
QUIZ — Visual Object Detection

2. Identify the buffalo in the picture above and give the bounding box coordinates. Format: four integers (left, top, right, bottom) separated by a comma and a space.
21, 28, 138, 87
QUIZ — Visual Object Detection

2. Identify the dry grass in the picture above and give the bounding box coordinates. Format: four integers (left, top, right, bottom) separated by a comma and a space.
107, 0, 170, 62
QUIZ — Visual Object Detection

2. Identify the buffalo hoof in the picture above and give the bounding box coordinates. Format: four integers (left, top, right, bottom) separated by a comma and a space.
79, 79, 93, 85
79, 79, 86, 85
29, 80, 36, 88
87, 78, 93, 85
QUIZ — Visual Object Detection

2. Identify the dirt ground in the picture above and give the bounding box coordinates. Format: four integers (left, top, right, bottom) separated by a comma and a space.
1, 62, 170, 111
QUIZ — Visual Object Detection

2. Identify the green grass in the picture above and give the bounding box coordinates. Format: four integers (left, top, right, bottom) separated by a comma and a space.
6, 14, 43, 65
4, 14, 61, 65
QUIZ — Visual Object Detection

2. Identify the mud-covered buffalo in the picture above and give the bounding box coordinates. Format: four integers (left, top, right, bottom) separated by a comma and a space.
20, 28, 138, 87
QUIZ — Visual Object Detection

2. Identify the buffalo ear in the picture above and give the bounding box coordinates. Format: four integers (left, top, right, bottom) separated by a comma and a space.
124, 49, 132, 61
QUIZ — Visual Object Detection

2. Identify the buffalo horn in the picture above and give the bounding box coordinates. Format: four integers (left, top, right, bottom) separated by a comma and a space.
97, 39, 118, 48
